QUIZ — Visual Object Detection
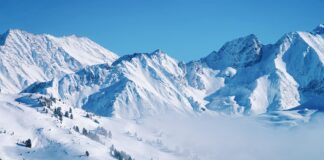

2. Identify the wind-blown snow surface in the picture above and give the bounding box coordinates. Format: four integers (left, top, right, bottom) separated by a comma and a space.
0, 29, 118, 94
23, 24, 324, 119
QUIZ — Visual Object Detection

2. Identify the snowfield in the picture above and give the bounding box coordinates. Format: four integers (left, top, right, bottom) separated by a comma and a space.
1, 24, 324, 160
0, 93, 324, 160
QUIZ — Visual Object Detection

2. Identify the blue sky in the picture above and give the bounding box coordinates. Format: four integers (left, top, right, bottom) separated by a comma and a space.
1, 0, 323, 61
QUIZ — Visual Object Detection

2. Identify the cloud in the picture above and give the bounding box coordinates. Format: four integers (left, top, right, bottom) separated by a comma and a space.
141, 112, 324, 160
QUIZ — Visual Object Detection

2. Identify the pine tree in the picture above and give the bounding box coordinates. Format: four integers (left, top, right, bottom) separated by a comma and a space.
73, 126, 79, 132
54, 107, 62, 117
86, 113, 91, 119
25, 139, 32, 148
59, 115, 63, 122
64, 111, 69, 118
82, 128, 88, 135
54, 107, 63, 121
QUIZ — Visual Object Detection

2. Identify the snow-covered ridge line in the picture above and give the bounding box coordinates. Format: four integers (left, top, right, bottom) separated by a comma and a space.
0, 29, 118, 94
1, 24, 324, 160
111, 49, 165, 66
6, 24, 324, 119
313, 24, 324, 35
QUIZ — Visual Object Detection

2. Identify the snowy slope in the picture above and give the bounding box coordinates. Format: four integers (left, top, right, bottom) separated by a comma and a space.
0, 93, 190, 160
201, 24, 324, 115
0, 93, 322, 160
24, 26, 324, 119
22, 24, 324, 119
1, 25, 324, 160
0, 29, 118, 94
23, 50, 210, 119
204, 34, 262, 70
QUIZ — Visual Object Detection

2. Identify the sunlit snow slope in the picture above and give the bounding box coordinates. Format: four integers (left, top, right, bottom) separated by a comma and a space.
23, 24, 324, 119
1, 24, 324, 160
0, 29, 118, 94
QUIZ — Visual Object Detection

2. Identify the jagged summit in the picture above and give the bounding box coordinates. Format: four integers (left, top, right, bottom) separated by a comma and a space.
151, 48, 170, 56
3, 28, 24, 36
23, 48, 192, 119
112, 49, 169, 66
0, 29, 26, 45
4, 24, 324, 119
220, 34, 259, 49
0, 28, 118, 93
204, 34, 262, 69
2, 28, 88, 41
21, 24, 324, 118
313, 24, 324, 35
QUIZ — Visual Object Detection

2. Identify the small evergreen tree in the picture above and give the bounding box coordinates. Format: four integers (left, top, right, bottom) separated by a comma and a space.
54, 107, 62, 117
82, 128, 88, 135
54, 107, 63, 121
95, 127, 108, 137
85, 151, 89, 157
70, 114, 73, 119
43, 108, 48, 113
25, 139, 32, 148
109, 144, 133, 160
85, 113, 91, 119
73, 126, 79, 132
59, 115, 63, 122
64, 111, 69, 118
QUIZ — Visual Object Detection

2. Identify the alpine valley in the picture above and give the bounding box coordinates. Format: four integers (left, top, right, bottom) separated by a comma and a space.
1, 25, 324, 160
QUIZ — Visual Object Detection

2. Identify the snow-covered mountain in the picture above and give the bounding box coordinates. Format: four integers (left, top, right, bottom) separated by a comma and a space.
22, 50, 205, 119
0, 29, 118, 94
22, 24, 324, 119
203, 24, 324, 115
1, 25, 324, 160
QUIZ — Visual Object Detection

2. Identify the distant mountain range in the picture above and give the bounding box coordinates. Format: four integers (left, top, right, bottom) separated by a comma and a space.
1, 24, 324, 119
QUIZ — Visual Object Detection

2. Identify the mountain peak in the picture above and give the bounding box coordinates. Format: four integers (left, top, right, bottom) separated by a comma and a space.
0, 29, 26, 45
151, 49, 165, 55
152, 49, 162, 53
204, 34, 262, 69
4, 29, 33, 38
0, 28, 118, 93
1, 29, 93, 45
112, 49, 171, 66
5, 28, 25, 35
245, 33, 258, 40
217, 34, 261, 56
313, 24, 324, 35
